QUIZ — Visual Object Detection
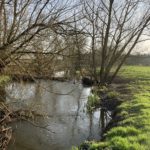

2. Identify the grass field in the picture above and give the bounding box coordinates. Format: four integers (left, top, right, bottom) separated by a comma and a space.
78, 66, 150, 150
119, 65, 150, 80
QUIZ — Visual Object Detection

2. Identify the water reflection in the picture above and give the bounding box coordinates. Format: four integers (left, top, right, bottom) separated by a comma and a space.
5, 80, 108, 150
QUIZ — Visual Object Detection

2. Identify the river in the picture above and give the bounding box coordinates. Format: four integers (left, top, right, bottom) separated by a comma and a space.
4, 80, 108, 150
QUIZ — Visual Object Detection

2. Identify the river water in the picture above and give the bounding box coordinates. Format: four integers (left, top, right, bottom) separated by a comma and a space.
5, 80, 107, 150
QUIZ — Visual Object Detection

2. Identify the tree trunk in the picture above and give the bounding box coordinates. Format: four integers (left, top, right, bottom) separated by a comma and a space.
100, 0, 114, 84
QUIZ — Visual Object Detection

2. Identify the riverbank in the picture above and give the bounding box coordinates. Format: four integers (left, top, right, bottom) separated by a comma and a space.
78, 66, 150, 150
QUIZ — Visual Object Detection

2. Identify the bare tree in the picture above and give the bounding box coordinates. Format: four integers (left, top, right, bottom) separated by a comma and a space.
81, 0, 150, 84
81, 0, 100, 81
61, 30, 86, 79
0, 0, 75, 73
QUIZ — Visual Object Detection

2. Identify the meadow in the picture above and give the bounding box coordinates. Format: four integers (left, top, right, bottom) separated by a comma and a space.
78, 65, 150, 150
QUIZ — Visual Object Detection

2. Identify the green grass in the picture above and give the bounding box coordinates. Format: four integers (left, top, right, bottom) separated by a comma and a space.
119, 65, 150, 80
87, 92, 100, 113
78, 65, 150, 150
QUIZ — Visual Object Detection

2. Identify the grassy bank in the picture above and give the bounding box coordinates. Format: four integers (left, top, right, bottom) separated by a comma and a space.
78, 66, 150, 150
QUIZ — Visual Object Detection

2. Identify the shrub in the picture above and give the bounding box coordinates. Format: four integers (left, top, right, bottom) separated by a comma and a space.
87, 93, 100, 113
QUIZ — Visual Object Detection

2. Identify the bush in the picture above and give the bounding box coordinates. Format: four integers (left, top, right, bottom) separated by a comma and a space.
87, 93, 100, 113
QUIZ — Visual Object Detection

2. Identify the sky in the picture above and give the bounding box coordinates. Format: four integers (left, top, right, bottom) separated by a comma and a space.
139, 41, 150, 54
134, 35, 150, 55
